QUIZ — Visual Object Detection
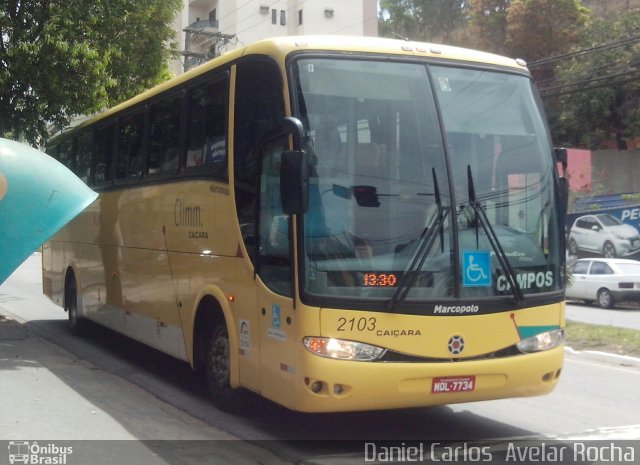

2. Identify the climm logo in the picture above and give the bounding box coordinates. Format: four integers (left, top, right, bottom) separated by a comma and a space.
174, 198, 202, 227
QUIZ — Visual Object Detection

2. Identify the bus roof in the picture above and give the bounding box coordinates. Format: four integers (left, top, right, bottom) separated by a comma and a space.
50, 35, 529, 140
245, 35, 528, 70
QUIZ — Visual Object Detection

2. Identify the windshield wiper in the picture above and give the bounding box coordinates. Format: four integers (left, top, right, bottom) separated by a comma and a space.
388, 169, 449, 312
466, 166, 524, 306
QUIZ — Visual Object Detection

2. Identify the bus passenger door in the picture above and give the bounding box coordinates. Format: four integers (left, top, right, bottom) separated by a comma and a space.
255, 137, 297, 408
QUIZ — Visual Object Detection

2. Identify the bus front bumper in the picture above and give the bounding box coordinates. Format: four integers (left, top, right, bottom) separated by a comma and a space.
291, 345, 564, 413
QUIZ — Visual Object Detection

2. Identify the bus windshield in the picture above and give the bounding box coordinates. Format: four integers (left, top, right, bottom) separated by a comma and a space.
292, 57, 562, 309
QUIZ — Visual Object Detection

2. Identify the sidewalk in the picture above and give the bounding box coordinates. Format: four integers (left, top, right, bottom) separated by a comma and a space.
0, 312, 289, 465
564, 346, 640, 369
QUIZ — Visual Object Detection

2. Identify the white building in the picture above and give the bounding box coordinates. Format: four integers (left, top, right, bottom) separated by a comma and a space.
173, 0, 378, 73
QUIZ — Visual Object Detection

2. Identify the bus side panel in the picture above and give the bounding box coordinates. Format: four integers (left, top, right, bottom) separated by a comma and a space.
173, 254, 262, 392
42, 242, 63, 308
255, 284, 298, 409
161, 179, 266, 385
42, 196, 99, 308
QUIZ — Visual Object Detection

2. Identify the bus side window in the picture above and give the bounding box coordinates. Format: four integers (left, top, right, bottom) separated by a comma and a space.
47, 144, 59, 161
75, 131, 92, 184
258, 138, 292, 296
94, 123, 116, 185
234, 58, 285, 265
59, 140, 74, 172
185, 74, 229, 179
185, 86, 206, 168
118, 110, 146, 180
149, 93, 182, 174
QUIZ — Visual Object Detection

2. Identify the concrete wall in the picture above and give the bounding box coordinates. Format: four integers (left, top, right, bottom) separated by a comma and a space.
591, 150, 640, 195
174, 0, 378, 74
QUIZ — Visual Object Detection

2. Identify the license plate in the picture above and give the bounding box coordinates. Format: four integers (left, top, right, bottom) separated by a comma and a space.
431, 376, 476, 393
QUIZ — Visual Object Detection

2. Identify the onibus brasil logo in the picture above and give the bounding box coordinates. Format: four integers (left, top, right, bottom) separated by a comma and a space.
7, 441, 73, 464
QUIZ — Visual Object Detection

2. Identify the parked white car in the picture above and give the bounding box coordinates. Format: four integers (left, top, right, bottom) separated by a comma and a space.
566, 258, 640, 308
568, 213, 640, 258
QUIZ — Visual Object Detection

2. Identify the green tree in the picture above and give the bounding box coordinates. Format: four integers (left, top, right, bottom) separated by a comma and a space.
379, 0, 416, 40
548, 11, 640, 149
0, 0, 181, 144
468, 0, 511, 54
379, 0, 468, 44
506, 0, 590, 62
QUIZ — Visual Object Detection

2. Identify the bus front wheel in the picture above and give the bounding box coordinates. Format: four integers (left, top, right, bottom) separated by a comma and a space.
204, 323, 241, 410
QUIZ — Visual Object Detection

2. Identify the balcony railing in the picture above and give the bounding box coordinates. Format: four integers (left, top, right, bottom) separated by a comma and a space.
184, 19, 219, 34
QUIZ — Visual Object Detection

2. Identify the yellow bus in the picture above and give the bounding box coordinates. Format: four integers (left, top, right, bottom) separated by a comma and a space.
43, 36, 567, 413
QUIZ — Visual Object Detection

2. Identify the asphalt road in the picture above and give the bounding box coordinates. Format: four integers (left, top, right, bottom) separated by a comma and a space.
565, 301, 640, 330
2, 255, 640, 465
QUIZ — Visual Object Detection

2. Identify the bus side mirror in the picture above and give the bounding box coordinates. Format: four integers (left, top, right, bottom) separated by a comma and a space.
554, 147, 567, 164
554, 147, 568, 176
553, 147, 569, 236
280, 150, 309, 215
558, 176, 569, 223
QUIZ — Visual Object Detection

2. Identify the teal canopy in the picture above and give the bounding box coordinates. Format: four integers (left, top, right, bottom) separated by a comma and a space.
0, 138, 97, 284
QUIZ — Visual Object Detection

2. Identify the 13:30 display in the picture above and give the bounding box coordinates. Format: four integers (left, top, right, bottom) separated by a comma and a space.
362, 272, 398, 287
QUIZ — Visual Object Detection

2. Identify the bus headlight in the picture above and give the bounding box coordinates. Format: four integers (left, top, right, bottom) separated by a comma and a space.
516, 329, 564, 353
303, 337, 385, 361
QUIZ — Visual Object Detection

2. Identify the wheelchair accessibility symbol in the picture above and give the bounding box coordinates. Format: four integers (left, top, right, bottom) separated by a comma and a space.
463, 251, 491, 287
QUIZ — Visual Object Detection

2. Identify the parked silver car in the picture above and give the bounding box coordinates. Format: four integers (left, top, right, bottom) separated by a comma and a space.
568, 213, 640, 258
566, 258, 640, 308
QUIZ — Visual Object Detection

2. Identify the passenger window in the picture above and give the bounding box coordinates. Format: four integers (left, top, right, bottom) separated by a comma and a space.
257, 137, 292, 296
118, 110, 146, 180
94, 123, 116, 184
59, 140, 74, 171
75, 131, 92, 183
149, 94, 182, 174
185, 75, 228, 178
47, 145, 59, 161
234, 59, 285, 264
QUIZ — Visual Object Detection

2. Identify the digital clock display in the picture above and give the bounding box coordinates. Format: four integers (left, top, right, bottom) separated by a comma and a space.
326, 271, 430, 288
362, 272, 399, 287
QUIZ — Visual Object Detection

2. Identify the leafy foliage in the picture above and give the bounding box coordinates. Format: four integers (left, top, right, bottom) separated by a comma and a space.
506, 0, 590, 62
549, 10, 640, 148
467, 0, 512, 55
0, 0, 181, 144
379, 1, 469, 44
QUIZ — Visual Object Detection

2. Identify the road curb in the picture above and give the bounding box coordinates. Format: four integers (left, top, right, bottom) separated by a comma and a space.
565, 346, 640, 368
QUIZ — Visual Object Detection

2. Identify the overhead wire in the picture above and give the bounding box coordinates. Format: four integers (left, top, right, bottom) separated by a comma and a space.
528, 35, 640, 67
532, 34, 640, 98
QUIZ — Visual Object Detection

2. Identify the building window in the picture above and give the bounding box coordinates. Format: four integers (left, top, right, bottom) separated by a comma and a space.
280, 10, 286, 26
298, 9, 303, 25
272, 9, 277, 24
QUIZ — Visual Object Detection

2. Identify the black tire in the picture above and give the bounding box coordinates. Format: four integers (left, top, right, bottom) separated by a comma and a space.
204, 322, 242, 410
597, 288, 615, 309
65, 275, 85, 335
602, 241, 617, 258
568, 239, 578, 256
